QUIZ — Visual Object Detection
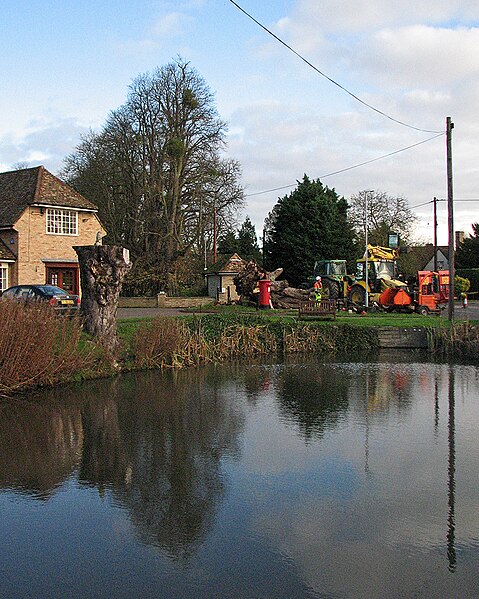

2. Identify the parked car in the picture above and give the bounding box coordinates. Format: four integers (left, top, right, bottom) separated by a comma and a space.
1, 284, 81, 312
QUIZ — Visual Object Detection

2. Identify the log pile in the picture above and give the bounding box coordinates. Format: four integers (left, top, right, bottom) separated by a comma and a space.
234, 260, 311, 308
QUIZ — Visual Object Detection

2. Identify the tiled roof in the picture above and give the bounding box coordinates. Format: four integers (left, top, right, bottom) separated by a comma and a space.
0, 238, 15, 261
0, 166, 98, 227
206, 253, 246, 274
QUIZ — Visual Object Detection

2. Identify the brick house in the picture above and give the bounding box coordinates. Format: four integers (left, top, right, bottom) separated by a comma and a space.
0, 166, 105, 295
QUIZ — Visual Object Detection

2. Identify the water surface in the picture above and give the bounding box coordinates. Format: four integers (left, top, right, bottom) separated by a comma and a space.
1, 352, 478, 598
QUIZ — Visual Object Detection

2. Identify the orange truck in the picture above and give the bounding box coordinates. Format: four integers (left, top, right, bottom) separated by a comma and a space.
379, 270, 449, 315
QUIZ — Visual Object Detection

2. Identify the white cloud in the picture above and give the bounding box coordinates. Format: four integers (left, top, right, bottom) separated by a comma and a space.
357, 26, 479, 87
288, 0, 479, 34
150, 12, 190, 37
0, 118, 90, 175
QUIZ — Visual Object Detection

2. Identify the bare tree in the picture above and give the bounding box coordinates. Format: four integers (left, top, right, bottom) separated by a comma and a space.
62, 58, 244, 295
349, 190, 416, 248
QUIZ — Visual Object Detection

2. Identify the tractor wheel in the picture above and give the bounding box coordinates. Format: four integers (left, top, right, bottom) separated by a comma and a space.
322, 280, 339, 300
417, 305, 429, 316
348, 285, 366, 306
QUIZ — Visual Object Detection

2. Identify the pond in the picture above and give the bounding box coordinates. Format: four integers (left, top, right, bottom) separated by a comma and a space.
0, 351, 478, 598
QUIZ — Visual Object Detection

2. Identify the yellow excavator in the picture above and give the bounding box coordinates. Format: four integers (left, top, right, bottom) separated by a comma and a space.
348, 245, 407, 306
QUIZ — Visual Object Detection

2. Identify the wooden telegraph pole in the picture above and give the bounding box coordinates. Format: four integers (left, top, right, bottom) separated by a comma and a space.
446, 117, 455, 322
433, 197, 438, 273
213, 206, 217, 263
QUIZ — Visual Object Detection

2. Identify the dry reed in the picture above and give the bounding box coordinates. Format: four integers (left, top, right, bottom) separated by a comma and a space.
0, 301, 94, 395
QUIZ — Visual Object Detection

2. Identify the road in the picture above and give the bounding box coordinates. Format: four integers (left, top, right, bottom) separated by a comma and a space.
441, 301, 479, 321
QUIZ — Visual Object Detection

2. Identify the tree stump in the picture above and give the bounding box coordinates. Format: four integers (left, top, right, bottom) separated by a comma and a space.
74, 245, 131, 356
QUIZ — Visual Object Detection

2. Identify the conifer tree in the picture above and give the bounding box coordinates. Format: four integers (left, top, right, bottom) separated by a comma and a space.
264, 176, 356, 286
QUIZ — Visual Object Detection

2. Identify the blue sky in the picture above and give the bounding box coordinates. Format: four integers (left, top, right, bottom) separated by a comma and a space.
1, 0, 478, 243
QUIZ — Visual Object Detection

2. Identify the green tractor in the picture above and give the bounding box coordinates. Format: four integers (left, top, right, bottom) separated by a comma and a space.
300, 260, 351, 301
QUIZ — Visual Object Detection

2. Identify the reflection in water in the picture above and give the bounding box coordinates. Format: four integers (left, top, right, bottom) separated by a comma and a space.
0, 354, 478, 598
447, 367, 456, 572
274, 364, 349, 439
0, 398, 83, 498
0, 369, 245, 560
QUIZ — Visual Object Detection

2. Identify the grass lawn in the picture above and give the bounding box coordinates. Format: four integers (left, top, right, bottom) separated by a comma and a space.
118, 306, 463, 332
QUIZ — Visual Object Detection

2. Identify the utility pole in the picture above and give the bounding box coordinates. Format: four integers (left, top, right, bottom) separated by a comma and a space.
262, 227, 266, 269
213, 206, 217, 263
364, 190, 373, 309
446, 117, 455, 322
433, 197, 438, 272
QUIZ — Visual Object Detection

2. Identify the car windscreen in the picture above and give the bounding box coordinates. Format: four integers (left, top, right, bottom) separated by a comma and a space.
37, 285, 69, 295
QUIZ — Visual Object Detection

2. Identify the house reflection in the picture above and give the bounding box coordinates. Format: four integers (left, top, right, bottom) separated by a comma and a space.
0, 397, 83, 499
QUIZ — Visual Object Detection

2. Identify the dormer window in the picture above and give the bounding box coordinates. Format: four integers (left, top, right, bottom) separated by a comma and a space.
46, 208, 78, 235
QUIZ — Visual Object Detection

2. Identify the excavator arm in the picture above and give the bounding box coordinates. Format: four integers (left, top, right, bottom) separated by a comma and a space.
364, 245, 399, 261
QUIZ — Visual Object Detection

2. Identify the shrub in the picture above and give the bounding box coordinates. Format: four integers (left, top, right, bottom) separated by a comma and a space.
456, 268, 479, 293
455, 275, 470, 295
0, 301, 94, 395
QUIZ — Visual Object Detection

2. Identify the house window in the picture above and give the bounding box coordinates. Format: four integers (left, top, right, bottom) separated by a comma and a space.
46, 208, 78, 235
0, 264, 8, 292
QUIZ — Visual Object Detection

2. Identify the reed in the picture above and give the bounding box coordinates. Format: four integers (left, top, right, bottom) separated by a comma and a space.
0, 301, 96, 395
132, 314, 380, 369
427, 323, 479, 358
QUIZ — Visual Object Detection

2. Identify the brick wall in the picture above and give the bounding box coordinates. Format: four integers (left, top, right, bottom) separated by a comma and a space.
14, 207, 104, 285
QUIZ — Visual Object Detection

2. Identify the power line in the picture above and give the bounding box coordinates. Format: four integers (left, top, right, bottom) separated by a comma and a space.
245, 133, 444, 198
229, 0, 443, 134
411, 198, 479, 210
410, 199, 445, 210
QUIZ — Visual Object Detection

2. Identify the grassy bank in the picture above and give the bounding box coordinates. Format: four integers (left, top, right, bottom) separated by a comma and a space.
1, 303, 477, 397
118, 313, 380, 370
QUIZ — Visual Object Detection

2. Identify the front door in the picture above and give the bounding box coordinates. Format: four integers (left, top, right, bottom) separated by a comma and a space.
46, 266, 79, 295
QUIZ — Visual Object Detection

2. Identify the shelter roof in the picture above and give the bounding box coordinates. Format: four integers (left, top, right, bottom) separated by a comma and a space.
206, 253, 247, 275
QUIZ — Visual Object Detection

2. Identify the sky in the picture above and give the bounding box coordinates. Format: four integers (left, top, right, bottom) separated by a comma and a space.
1, 0, 478, 245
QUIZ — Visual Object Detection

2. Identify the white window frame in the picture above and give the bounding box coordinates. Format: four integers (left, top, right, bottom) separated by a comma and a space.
0, 263, 8, 292
46, 208, 78, 236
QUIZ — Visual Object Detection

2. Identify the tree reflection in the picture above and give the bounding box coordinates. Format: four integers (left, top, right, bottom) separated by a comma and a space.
274, 364, 350, 439
0, 368, 245, 559
78, 369, 244, 559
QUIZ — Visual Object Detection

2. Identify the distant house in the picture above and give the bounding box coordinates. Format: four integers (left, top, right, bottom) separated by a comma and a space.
421, 245, 449, 271
403, 244, 449, 276
205, 253, 246, 303
0, 166, 105, 295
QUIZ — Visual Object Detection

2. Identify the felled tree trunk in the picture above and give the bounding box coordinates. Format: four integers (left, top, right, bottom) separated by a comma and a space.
74, 245, 131, 356
234, 260, 309, 308
271, 285, 310, 308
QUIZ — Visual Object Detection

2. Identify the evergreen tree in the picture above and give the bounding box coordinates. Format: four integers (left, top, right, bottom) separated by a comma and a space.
217, 217, 261, 262
237, 217, 261, 262
217, 230, 238, 256
265, 175, 356, 286
456, 224, 479, 268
